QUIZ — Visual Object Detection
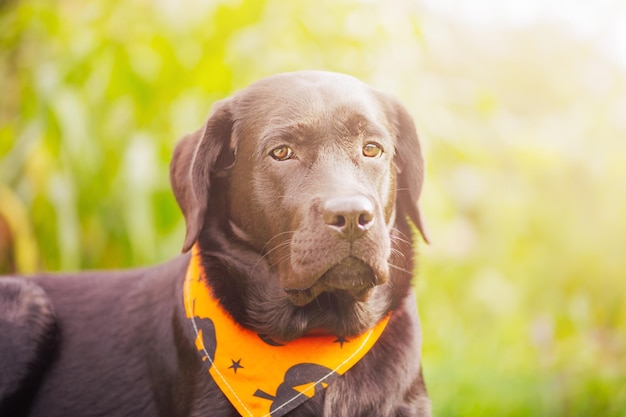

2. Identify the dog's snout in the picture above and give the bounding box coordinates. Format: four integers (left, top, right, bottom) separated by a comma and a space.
323, 195, 375, 239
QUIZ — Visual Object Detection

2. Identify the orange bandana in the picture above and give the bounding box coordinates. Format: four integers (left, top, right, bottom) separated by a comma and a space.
183, 245, 390, 417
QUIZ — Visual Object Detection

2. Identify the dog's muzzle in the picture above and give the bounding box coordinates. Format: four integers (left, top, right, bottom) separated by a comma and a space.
283, 194, 390, 307
285, 257, 382, 307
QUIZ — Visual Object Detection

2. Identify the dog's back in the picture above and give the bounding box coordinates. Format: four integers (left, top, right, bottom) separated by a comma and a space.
0, 254, 194, 417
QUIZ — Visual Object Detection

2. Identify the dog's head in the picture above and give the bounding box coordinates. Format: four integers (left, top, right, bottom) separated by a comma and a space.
171, 71, 427, 340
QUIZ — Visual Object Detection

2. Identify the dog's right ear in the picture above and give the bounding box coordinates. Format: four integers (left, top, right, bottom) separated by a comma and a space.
375, 91, 430, 244
170, 99, 234, 252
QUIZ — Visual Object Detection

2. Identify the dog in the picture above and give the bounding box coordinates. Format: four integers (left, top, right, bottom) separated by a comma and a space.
0, 71, 431, 417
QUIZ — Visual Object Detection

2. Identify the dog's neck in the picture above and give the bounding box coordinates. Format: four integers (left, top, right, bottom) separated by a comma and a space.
184, 244, 390, 416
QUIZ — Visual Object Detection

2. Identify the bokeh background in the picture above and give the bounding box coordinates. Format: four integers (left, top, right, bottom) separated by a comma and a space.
1, 0, 625, 415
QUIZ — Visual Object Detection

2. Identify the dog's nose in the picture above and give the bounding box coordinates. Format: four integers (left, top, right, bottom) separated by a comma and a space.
323, 195, 375, 239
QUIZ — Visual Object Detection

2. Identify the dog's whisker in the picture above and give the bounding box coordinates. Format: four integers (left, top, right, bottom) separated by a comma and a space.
258, 230, 296, 253
249, 230, 296, 273
389, 248, 406, 261
313, 292, 325, 310
264, 239, 293, 259
264, 252, 292, 270
251, 239, 293, 274
390, 228, 412, 245
388, 262, 414, 276
391, 231, 411, 243
390, 244, 410, 259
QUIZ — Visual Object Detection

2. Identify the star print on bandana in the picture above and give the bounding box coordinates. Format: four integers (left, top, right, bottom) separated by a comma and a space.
229, 359, 244, 374
333, 336, 349, 348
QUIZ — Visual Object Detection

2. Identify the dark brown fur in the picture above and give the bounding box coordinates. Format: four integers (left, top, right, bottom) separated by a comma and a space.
0, 71, 431, 416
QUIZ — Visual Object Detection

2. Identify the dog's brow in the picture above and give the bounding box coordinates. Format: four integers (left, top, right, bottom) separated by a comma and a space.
323, 110, 386, 140
260, 121, 320, 144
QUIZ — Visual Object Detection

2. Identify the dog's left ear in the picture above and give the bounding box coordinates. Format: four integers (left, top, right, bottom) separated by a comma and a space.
170, 99, 234, 252
378, 93, 430, 244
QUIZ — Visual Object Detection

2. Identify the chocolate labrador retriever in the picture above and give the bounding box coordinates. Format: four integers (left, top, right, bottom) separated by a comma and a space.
0, 71, 431, 417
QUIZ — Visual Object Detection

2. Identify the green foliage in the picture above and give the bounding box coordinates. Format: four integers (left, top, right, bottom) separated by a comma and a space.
1, 0, 625, 415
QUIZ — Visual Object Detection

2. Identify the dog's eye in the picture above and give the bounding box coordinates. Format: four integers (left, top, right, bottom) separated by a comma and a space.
270, 145, 295, 161
362, 142, 383, 158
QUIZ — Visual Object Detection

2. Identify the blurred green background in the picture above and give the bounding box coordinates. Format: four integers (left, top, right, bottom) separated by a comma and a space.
1, 0, 625, 415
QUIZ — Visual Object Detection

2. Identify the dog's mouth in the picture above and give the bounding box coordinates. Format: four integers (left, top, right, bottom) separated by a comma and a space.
284, 257, 383, 307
